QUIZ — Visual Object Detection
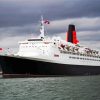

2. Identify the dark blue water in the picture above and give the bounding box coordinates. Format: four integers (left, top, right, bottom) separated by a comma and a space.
0, 76, 100, 100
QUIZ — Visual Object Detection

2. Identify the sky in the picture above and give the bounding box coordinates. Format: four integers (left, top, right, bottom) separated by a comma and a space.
0, 0, 100, 53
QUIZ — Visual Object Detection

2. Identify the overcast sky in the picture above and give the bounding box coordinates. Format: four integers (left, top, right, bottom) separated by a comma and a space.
0, 0, 100, 53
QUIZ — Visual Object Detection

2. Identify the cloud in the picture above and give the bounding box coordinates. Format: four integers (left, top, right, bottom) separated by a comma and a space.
0, 35, 27, 53
0, 0, 100, 51
0, 0, 100, 27
47, 17, 100, 34
0, 17, 100, 42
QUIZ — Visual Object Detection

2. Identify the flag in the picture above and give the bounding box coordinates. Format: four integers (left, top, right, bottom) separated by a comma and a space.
44, 20, 50, 24
0, 48, 3, 51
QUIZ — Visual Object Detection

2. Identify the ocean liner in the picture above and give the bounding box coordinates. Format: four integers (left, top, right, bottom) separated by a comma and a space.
0, 16, 100, 78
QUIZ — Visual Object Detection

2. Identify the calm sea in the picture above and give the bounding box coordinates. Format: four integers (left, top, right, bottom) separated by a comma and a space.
0, 75, 100, 100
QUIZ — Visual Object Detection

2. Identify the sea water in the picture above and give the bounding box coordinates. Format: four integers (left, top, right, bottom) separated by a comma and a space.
0, 75, 100, 100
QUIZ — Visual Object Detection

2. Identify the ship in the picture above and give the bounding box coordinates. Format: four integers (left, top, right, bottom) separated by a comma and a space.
0, 16, 100, 78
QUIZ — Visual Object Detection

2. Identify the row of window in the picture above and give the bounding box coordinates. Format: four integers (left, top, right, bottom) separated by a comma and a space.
69, 56, 100, 62
60, 50, 100, 58
21, 46, 48, 48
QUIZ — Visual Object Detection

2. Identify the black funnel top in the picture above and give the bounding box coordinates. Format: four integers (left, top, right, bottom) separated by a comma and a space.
67, 24, 75, 43
68, 25, 75, 32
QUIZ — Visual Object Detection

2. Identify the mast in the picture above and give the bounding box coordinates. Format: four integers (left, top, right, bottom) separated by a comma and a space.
40, 16, 45, 39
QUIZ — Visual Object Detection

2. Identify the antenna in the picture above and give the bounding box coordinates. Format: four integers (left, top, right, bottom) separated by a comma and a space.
40, 15, 45, 39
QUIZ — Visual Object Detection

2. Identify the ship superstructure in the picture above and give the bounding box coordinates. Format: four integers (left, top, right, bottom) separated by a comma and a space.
0, 16, 100, 78
16, 17, 100, 66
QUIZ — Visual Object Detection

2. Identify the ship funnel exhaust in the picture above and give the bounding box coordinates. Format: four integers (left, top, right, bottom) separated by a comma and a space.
66, 24, 79, 44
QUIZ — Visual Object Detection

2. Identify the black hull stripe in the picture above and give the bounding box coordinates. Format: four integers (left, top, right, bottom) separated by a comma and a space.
0, 55, 100, 78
